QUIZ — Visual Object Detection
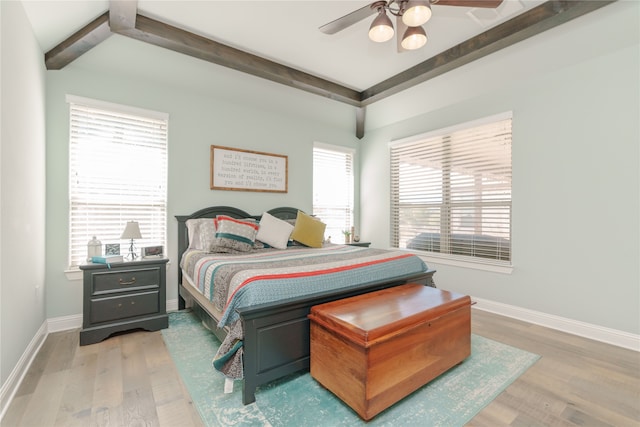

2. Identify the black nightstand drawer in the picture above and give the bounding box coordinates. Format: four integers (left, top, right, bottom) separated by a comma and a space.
92, 267, 160, 295
90, 291, 159, 324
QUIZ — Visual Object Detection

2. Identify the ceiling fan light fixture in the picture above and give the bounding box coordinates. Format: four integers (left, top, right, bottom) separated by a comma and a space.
401, 25, 427, 50
402, 1, 432, 27
368, 9, 394, 43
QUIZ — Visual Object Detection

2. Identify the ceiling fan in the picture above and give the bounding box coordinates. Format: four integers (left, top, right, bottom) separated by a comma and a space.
319, 0, 504, 51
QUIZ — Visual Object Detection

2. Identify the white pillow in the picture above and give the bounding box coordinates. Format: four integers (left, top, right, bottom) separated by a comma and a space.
256, 211, 294, 249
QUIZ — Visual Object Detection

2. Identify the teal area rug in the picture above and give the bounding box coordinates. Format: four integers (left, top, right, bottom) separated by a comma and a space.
162, 310, 539, 427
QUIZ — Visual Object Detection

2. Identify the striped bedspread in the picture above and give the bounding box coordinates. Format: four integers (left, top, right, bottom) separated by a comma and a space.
181, 244, 429, 328
180, 244, 428, 379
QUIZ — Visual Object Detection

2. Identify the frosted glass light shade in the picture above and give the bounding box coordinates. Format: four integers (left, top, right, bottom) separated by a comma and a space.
402, 1, 432, 27
401, 25, 427, 50
368, 10, 394, 42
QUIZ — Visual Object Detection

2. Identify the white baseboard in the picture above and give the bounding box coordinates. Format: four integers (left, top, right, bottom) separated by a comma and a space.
167, 298, 178, 312
473, 297, 640, 352
0, 321, 48, 422
47, 314, 82, 333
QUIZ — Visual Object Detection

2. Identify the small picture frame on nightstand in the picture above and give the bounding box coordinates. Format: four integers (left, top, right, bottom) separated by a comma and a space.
105, 243, 120, 256
141, 245, 164, 259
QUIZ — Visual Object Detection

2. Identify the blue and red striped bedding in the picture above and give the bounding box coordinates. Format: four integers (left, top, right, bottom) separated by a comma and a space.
181, 244, 428, 328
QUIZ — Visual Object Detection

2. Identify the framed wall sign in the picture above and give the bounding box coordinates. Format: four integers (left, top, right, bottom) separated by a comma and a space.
210, 145, 288, 193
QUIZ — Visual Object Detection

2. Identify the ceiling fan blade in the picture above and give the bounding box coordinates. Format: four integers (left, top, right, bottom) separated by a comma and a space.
433, 0, 504, 8
319, 3, 378, 35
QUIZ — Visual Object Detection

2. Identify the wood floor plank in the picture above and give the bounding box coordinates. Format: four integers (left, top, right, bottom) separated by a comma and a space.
141, 331, 204, 426
42, 330, 78, 374
53, 352, 97, 427
468, 310, 640, 427
3, 310, 638, 427
18, 371, 69, 426
90, 336, 125, 427
12, 331, 61, 399
467, 398, 519, 426
506, 347, 639, 426
120, 331, 160, 426
1, 394, 30, 426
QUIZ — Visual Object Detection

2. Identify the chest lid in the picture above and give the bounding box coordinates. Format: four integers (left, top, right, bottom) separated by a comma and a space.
309, 283, 470, 346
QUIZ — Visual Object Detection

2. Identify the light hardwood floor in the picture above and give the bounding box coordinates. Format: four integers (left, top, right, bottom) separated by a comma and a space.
2, 309, 639, 426
2, 326, 204, 427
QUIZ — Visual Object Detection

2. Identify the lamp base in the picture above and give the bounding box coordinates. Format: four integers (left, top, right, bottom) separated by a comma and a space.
126, 239, 138, 260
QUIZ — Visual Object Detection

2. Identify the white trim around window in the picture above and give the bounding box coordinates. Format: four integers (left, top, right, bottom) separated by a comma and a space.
390, 112, 513, 269
66, 95, 169, 268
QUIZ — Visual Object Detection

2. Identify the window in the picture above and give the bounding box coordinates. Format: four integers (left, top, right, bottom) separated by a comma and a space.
313, 143, 354, 243
390, 113, 512, 264
68, 95, 168, 267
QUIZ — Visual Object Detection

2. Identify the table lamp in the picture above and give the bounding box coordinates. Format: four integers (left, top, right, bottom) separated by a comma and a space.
121, 221, 142, 260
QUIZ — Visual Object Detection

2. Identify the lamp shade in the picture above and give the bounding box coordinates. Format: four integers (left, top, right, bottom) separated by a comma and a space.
368, 9, 394, 43
402, 1, 432, 27
121, 221, 142, 239
401, 25, 427, 50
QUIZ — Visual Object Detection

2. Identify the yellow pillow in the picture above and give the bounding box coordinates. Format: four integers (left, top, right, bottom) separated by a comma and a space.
290, 211, 326, 248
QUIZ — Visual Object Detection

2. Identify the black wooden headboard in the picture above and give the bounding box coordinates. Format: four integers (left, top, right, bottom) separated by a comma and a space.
174, 206, 301, 305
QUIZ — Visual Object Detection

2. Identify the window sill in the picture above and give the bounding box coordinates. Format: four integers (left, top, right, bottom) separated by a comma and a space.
65, 268, 82, 281
402, 249, 513, 274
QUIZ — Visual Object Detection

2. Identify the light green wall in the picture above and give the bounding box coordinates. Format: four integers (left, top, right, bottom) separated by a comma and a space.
45, 35, 361, 318
0, 1, 47, 384
360, 1, 639, 334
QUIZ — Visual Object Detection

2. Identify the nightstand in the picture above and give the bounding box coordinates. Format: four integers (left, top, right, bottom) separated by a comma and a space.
79, 258, 169, 345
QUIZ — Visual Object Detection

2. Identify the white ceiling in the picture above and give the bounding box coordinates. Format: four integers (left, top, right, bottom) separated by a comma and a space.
21, 0, 544, 91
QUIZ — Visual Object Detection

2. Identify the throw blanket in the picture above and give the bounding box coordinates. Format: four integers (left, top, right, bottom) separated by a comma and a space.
181, 245, 428, 378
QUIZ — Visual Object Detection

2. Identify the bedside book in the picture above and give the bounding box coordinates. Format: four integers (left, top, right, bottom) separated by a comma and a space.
91, 255, 124, 265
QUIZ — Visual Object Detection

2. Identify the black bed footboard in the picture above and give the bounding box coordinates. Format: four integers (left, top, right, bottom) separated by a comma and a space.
176, 207, 436, 405
236, 270, 436, 404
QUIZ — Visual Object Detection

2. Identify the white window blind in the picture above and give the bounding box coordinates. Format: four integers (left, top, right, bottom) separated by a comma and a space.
68, 96, 168, 267
313, 143, 354, 243
390, 113, 512, 263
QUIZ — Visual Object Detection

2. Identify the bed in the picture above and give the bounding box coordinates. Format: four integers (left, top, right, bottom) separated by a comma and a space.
175, 206, 436, 405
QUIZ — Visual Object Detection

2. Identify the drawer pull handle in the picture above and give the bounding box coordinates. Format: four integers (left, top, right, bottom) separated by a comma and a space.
119, 277, 137, 285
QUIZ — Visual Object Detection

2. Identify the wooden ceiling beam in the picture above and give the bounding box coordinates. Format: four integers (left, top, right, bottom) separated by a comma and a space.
113, 14, 362, 107
360, 0, 616, 105
44, 12, 111, 70
43, 1, 615, 138
108, 0, 137, 32
356, 107, 366, 140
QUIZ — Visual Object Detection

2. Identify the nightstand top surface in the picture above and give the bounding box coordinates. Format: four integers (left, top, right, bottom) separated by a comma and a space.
80, 257, 169, 270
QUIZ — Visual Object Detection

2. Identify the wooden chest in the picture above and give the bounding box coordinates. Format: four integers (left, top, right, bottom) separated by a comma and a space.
308, 283, 471, 420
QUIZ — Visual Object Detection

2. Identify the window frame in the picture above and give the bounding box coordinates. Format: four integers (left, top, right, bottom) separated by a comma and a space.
66, 95, 169, 269
389, 112, 513, 271
312, 142, 355, 244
